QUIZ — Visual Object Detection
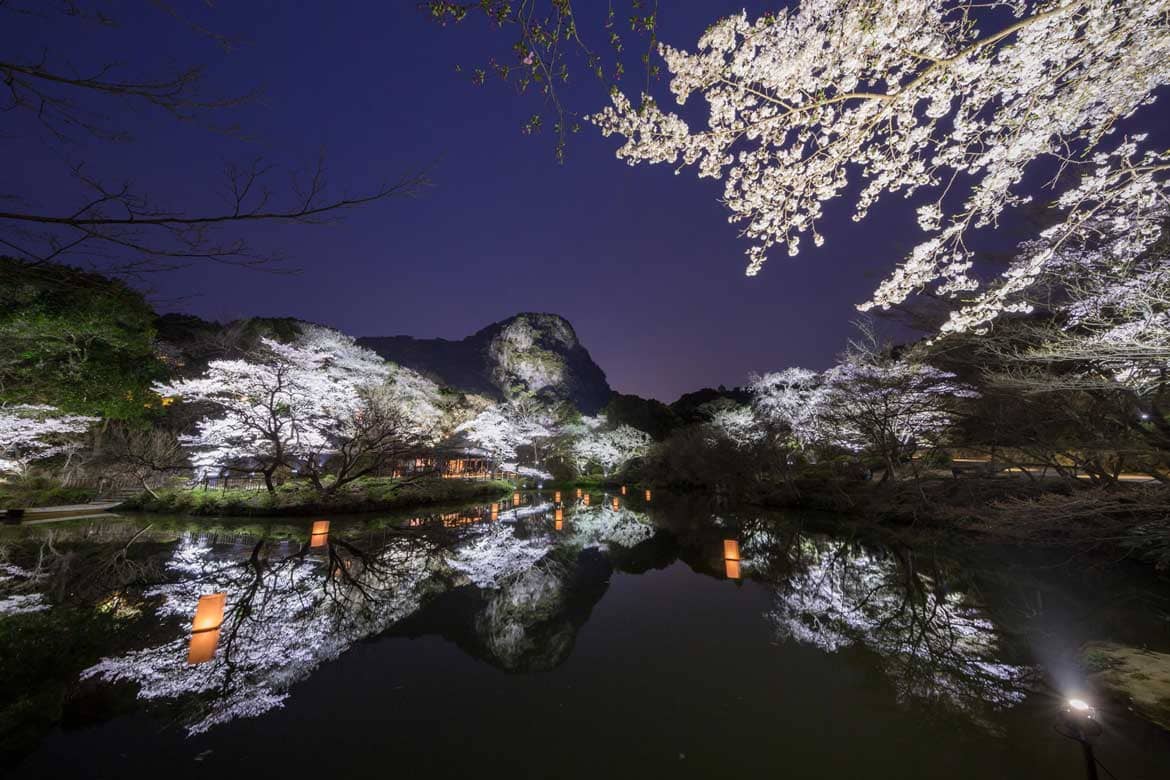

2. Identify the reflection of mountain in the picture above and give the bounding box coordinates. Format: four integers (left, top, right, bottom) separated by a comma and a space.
80, 501, 658, 731
359, 313, 612, 414
62, 503, 1030, 737
395, 547, 613, 672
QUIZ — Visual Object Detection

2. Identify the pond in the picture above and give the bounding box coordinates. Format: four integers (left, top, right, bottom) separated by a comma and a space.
2, 490, 1169, 779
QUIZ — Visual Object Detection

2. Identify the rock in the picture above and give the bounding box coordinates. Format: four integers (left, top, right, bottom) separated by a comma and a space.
358, 313, 612, 414
1082, 641, 1170, 731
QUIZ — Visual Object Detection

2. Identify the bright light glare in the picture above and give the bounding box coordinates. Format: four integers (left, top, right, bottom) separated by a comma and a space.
1068, 698, 1092, 712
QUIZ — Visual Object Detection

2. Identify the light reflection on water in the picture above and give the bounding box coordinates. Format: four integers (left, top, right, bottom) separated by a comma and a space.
3, 490, 1170, 778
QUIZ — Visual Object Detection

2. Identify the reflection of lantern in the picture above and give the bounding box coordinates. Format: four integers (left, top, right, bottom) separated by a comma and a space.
612, 497, 620, 511
555, 507, 564, 531
554, 491, 561, 503
723, 540, 742, 579
513, 492, 521, 507
645, 489, 652, 502
310, 520, 330, 548
621, 485, 627, 496
582, 493, 590, 506
187, 593, 227, 665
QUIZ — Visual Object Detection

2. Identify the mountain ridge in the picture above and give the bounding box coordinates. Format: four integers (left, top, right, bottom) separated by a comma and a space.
358, 312, 613, 415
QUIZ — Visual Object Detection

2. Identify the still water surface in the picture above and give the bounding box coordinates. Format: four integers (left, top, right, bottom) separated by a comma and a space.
4, 490, 1170, 779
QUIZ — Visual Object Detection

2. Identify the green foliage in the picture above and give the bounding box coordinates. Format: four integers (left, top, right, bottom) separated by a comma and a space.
0, 259, 165, 420
603, 393, 680, 440
0, 477, 96, 509
126, 477, 514, 517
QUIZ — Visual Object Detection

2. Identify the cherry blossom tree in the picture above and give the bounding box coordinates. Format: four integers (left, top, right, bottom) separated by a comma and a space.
590, 0, 1170, 334
0, 404, 97, 476
819, 355, 978, 479
156, 326, 392, 493
455, 400, 556, 465
569, 416, 652, 475
751, 368, 830, 451
701, 401, 765, 449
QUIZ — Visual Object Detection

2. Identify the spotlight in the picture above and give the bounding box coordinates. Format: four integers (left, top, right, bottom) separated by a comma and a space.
1058, 696, 1102, 780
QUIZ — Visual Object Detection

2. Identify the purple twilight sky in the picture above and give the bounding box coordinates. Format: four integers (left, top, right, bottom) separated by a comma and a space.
8, 2, 1163, 401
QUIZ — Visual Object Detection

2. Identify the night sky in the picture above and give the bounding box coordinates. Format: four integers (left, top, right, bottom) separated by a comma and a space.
8, 2, 1125, 401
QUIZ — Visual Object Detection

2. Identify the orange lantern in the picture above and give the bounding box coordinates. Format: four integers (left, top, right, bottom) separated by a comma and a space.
554, 507, 564, 531
310, 520, 330, 548
645, 489, 652, 502
576, 488, 583, 499
582, 493, 590, 506
723, 540, 742, 580
187, 593, 227, 665
554, 491, 562, 503
513, 492, 521, 507
612, 497, 620, 511
621, 485, 627, 496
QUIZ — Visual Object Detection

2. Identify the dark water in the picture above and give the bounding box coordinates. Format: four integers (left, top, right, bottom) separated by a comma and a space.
3, 490, 1170, 779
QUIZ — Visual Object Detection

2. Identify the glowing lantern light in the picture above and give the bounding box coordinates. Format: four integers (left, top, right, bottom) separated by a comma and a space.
645, 489, 652, 502
583, 494, 590, 506
187, 592, 227, 665
612, 497, 620, 511
309, 520, 330, 548
576, 488, 583, 499
554, 491, 562, 503
723, 540, 742, 579
555, 507, 564, 531
621, 485, 627, 496
513, 492, 521, 507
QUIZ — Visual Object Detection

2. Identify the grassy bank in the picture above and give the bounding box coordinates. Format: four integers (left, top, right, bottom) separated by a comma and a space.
122, 477, 515, 517
741, 474, 1170, 572
0, 478, 96, 509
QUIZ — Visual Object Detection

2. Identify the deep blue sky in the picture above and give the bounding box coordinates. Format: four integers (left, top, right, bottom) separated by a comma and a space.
8, 2, 1146, 401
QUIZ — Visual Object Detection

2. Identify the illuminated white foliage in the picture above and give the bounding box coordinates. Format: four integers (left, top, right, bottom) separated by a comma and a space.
0, 404, 97, 475
742, 529, 1030, 716
456, 402, 555, 462
155, 325, 392, 481
751, 368, 830, 450
703, 402, 766, 449
590, 0, 1170, 332
819, 358, 978, 456
570, 419, 652, 475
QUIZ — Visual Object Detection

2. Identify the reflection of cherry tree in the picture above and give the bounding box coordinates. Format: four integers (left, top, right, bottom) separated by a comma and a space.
0, 403, 97, 476
742, 528, 1030, 720
82, 531, 447, 734
74, 500, 656, 732
563, 502, 656, 551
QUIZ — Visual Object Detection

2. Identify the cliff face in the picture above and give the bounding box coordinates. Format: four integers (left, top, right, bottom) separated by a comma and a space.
358, 313, 612, 414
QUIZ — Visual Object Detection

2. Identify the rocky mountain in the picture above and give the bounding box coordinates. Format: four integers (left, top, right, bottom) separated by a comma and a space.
358, 313, 612, 414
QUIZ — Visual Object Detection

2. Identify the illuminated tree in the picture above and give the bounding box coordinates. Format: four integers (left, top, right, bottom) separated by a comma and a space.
590, 0, 1170, 334
569, 417, 652, 475
818, 353, 977, 478
750, 368, 830, 450
0, 404, 97, 476
156, 326, 392, 492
